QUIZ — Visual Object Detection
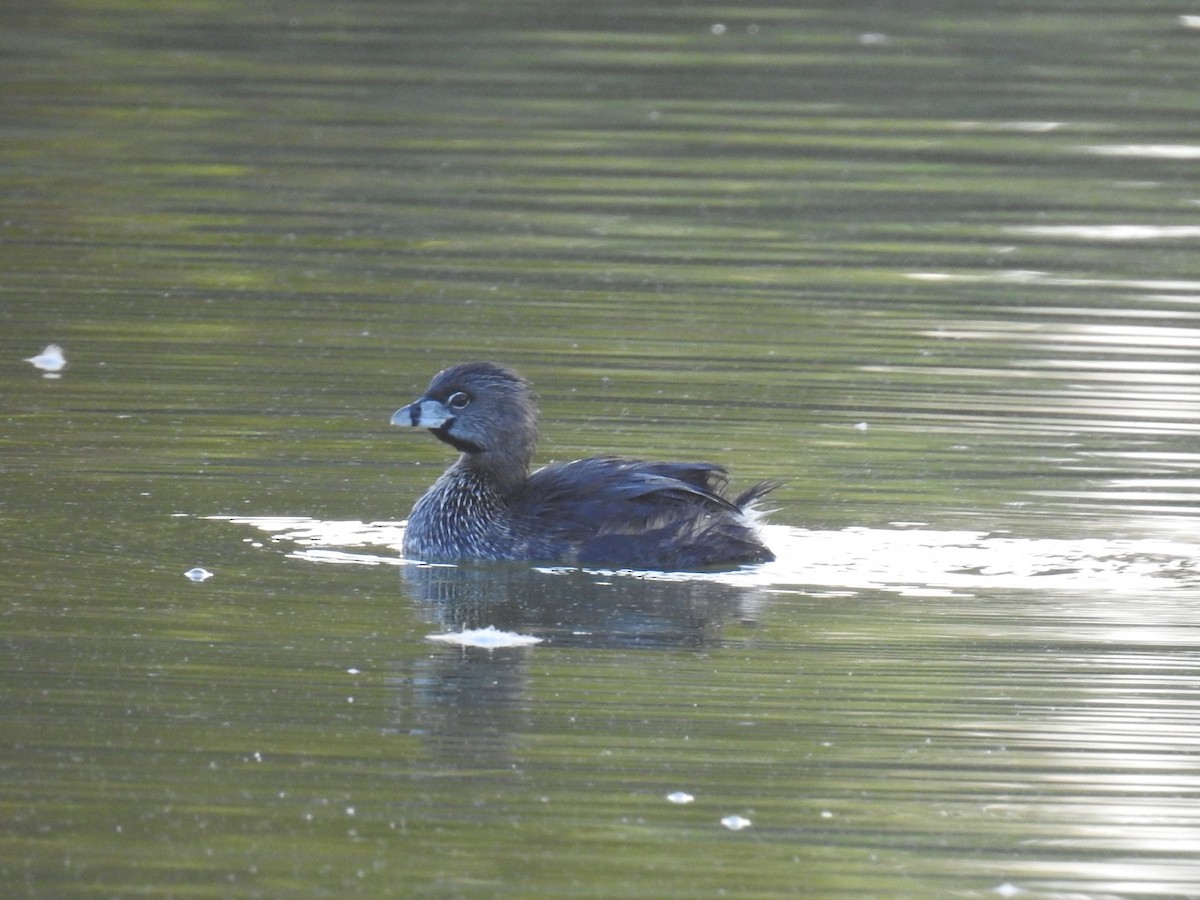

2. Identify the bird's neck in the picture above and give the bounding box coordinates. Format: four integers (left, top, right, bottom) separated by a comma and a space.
457, 447, 531, 499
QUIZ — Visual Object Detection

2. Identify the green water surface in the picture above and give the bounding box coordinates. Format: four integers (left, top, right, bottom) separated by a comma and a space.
3, 2, 1200, 897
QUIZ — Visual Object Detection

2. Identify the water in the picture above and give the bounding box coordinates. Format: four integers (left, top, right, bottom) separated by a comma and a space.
4, 2, 1200, 897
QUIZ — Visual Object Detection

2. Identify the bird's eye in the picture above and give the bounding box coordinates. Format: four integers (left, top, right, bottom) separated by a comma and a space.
447, 391, 470, 411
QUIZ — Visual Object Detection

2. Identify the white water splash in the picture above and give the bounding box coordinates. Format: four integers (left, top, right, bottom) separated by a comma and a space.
25, 343, 67, 375
426, 626, 542, 648
207, 516, 1197, 597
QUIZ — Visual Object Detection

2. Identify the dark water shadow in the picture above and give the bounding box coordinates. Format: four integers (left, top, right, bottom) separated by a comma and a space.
387, 638, 536, 771
400, 561, 764, 650
388, 561, 767, 770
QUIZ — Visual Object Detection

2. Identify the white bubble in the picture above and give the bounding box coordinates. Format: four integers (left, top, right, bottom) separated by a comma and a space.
426, 626, 541, 648
25, 344, 66, 373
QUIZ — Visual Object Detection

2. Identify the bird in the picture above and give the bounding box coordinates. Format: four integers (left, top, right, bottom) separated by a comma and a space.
390, 362, 776, 570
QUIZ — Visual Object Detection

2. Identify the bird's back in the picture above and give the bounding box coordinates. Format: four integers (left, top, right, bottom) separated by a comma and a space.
511, 457, 776, 569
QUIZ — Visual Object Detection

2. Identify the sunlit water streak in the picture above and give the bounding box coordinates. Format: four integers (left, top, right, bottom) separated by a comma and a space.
212, 516, 1199, 598
907, 271, 1200, 293
1083, 143, 1200, 159
1011, 225, 1200, 240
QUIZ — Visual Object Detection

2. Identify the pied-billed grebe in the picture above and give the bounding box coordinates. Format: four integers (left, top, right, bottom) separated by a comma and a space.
391, 362, 777, 570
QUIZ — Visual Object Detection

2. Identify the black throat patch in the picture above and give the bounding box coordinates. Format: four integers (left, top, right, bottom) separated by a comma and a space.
430, 424, 483, 455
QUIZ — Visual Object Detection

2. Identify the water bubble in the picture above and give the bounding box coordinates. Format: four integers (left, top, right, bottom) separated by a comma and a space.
25, 344, 66, 374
